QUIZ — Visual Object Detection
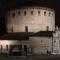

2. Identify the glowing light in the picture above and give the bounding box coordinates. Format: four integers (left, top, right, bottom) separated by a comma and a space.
0, 40, 13, 45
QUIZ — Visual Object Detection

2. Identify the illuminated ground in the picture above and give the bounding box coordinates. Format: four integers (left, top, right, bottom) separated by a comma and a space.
0, 55, 60, 60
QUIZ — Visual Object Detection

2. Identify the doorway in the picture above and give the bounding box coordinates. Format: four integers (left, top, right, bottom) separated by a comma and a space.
9, 45, 22, 56
24, 45, 27, 55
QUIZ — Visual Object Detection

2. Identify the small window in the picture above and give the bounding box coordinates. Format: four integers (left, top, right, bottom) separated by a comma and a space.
38, 11, 40, 15
12, 13, 15, 17
46, 26, 49, 31
31, 11, 33, 15
44, 11, 46, 16
11, 26, 13, 32
6, 45, 8, 51
18, 11, 20, 15
25, 26, 28, 32
24, 11, 26, 16
49, 12, 51, 16
1, 45, 2, 51
19, 45, 22, 50
24, 45, 27, 51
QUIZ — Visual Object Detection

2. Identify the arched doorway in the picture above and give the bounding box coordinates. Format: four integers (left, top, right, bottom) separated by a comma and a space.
24, 45, 27, 55
9, 45, 22, 56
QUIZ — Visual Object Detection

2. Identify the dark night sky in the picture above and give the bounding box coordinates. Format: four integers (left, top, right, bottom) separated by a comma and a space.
0, 0, 60, 35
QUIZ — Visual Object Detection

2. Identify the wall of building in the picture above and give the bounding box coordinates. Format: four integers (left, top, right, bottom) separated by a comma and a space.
58, 31, 60, 54
0, 40, 30, 54
53, 30, 59, 54
6, 7, 55, 32
29, 36, 52, 54
54, 30, 60, 54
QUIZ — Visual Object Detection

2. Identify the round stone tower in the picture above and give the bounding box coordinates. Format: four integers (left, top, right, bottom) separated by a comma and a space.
6, 6, 55, 32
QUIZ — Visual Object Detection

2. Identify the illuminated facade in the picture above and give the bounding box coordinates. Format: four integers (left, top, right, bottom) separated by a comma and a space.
6, 7, 55, 32
0, 4, 59, 55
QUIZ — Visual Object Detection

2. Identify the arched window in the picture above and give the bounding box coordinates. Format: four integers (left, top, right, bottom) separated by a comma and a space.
49, 12, 51, 16
18, 11, 20, 15
46, 26, 49, 31
12, 13, 15, 17
38, 11, 40, 15
24, 11, 26, 16
0, 45, 2, 51
24, 45, 27, 51
31, 11, 33, 15
6, 45, 8, 51
44, 11, 46, 16
11, 26, 13, 32
19, 45, 22, 50
25, 26, 28, 32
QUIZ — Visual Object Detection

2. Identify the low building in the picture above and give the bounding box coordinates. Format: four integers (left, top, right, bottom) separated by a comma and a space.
0, 32, 31, 56
29, 31, 53, 54
0, 31, 53, 55
53, 27, 60, 54
0, 1, 57, 56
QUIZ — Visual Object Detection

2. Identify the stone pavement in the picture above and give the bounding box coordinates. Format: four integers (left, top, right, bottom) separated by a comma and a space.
0, 54, 60, 60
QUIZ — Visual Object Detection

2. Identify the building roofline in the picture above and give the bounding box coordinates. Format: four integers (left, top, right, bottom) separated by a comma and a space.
0, 31, 53, 40
6, 0, 55, 12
